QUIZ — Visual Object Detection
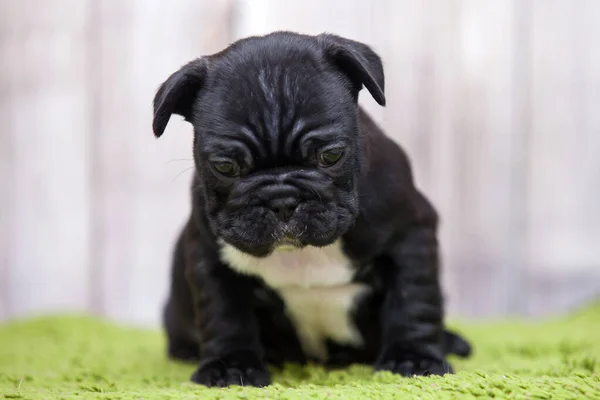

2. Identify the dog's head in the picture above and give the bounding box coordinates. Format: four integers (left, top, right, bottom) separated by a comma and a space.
153, 32, 385, 257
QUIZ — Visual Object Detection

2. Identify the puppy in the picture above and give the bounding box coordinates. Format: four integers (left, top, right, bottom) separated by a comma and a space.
153, 31, 472, 387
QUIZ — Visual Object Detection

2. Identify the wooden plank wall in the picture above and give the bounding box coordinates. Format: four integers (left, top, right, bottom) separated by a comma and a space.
1, 0, 92, 319
0, 0, 598, 325
527, 0, 600, 315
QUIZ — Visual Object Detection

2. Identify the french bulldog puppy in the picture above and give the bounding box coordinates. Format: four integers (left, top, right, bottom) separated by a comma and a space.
154, 31, 471, 388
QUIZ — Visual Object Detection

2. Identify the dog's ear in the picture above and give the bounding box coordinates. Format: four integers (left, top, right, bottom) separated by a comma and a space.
318, 34, 385, 106
152, 58, 208, 137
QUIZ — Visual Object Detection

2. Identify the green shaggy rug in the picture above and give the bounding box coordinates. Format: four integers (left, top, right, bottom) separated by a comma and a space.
1, 304, 598, 399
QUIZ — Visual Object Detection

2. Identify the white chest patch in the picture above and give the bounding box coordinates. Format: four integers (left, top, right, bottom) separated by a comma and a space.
219, 240, 369, 360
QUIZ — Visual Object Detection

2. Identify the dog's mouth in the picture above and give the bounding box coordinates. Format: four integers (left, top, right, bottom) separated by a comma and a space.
215, 200, 353, 256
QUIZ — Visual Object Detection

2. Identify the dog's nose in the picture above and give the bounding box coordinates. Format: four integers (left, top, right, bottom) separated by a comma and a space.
270, 198, 298, 222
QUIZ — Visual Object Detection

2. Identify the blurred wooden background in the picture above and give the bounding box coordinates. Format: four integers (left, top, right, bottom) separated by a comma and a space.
1, 0, 599, 326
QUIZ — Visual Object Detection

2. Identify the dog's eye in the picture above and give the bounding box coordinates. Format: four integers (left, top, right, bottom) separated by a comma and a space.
212, 161, 239, 177
319, 149, 344, 167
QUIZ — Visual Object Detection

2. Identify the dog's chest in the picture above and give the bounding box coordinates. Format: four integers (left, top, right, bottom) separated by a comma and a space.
220, 241, 369, 360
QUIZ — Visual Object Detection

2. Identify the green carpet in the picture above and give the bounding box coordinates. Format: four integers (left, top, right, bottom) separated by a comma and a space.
1, 304, 599, 399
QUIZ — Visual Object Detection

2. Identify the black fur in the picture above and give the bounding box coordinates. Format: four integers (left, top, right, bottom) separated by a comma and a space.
154, 31, 472, 388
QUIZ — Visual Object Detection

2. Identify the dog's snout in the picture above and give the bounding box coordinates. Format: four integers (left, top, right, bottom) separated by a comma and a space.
270, 198, 298, 222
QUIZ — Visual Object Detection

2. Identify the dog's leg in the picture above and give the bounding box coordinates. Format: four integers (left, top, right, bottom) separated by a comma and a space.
161, 228, 201, 362
163, 298, 200, 362
375, 222, 451, 376
185, 245, 270, 387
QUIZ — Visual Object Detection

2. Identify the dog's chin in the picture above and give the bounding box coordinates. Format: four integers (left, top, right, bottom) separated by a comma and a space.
274, 244, 299, 252
219, 233, 340, 258
273, 233, 340, 251
274, 235, 303, 251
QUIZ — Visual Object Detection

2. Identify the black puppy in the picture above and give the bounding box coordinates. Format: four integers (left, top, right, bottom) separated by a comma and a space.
153, 31, 471, 387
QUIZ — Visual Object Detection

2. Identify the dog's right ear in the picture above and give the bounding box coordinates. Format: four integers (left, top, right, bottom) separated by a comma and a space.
152, 58, 207, 137
318, 34, 385, 106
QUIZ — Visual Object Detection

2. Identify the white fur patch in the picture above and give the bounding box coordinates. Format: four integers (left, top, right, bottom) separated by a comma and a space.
219, 240, 369, 360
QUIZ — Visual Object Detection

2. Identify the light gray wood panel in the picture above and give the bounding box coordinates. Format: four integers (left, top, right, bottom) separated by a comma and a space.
93, 0, 233, 326
0, 0, 92, 317
448, 0, 530, 317
527, 0, 600, 314
0, 4, 14, 319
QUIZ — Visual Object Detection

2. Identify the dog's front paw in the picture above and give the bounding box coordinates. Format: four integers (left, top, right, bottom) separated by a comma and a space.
375, 344, 453, 377
191, 350, 271, 387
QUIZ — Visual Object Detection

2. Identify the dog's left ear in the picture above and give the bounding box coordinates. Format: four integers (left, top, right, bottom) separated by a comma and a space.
152, 58, 208, 137
318, 34, 386, 106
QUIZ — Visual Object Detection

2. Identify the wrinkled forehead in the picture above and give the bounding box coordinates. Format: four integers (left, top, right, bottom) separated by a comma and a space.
208, 52, 353, 117
195, 56, 357, 159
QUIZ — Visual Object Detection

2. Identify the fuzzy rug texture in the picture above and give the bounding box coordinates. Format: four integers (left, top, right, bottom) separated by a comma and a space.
0, 304, 599, 399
